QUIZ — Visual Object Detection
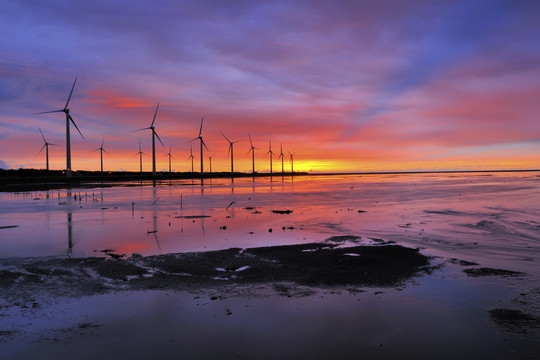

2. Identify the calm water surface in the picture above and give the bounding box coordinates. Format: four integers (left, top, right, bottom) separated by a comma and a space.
1, 172, 539, 273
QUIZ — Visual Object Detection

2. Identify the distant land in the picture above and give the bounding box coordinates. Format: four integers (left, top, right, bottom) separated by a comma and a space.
0, 168, 538, 192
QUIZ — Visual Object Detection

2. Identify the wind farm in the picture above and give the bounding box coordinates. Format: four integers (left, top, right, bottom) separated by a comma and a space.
12, 79, 304, 183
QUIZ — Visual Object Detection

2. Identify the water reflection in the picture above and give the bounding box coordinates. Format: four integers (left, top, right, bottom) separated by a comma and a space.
67, 211, 73, 258
0, 172, 539, 275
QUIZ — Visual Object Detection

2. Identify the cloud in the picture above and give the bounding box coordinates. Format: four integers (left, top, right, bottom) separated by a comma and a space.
1, 0, 539, 171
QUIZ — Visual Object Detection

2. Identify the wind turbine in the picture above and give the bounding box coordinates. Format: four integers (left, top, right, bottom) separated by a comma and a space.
265, 139, 275, 175
34, 77, 84, 177
37, 128, 56, 171
91, 138, 110, 173
188, 146, 195, 173
162, 145, 174, 173
134, 138, 146, 173
133, 103, 164, 176
277, 143, 284, 173
220, 131, 240, 173
190, 117, 208, 174
208, 155, 213, 174
246, 134, 258, 174
288, 150, 296, 173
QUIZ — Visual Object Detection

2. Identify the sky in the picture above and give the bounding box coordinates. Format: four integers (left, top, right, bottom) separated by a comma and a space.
1, 0, 539, 173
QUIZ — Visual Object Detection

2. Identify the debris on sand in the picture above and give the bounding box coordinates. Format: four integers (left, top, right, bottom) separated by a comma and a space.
272, 210, 293, 214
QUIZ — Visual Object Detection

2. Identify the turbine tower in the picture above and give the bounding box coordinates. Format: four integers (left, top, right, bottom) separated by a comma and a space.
246, 134, 258, 174
34, 77, 84, 177
277, 143, 284, 173
191, 117, 208, 174
188, 146, 195, 173
220, 131, 239, 173
91, 138, 110, 173
208, 155, 213, 174
134, 138, 146, 173
265, 139, 275, 175
37, 128, 56, 171
288, 150, 296, 173
163, 145, 174, 173
133, 103, 164, 176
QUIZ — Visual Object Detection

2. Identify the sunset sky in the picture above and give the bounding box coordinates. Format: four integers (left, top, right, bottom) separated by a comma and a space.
1, 0, 539, 173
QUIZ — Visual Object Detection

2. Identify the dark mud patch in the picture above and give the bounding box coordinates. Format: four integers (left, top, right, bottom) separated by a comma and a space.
173, 215, 212, 219
272, 209, 293, 214
0, 241, 432, 307
463, 267, 525, 277
449, 258, 479, 266
324, 235, 362, 244
0, 330, 17, 342
424, 210, 462, 215
488, 308, 540, 334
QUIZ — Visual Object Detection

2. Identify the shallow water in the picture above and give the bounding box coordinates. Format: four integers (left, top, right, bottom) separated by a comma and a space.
2, 172, 540, 358
2, 262, 538, 360
1, 172, 539, 274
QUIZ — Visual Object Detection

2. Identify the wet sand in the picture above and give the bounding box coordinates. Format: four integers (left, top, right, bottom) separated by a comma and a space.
1, 239, 540, 359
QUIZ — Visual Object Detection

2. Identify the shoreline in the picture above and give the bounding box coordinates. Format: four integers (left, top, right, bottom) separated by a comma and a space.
1, 168, 538, 192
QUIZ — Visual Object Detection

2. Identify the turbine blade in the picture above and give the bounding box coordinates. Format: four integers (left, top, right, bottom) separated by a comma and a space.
220, 131, 231, 143
69, 115, 85, 139
103, 148, 111, 155
101, 138, 104, 148
132, 127, 152, 132
201, 139, 209, 151
39, 128, 46, 142
154, 130, 165, 147
65, 77, 77, 109
37, 144, 46, 155
199, 117, 203, 137
151, 103, 159, 127
248, 134, 253, 147
33, 109, 64, 115
226, 144, 231, 159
